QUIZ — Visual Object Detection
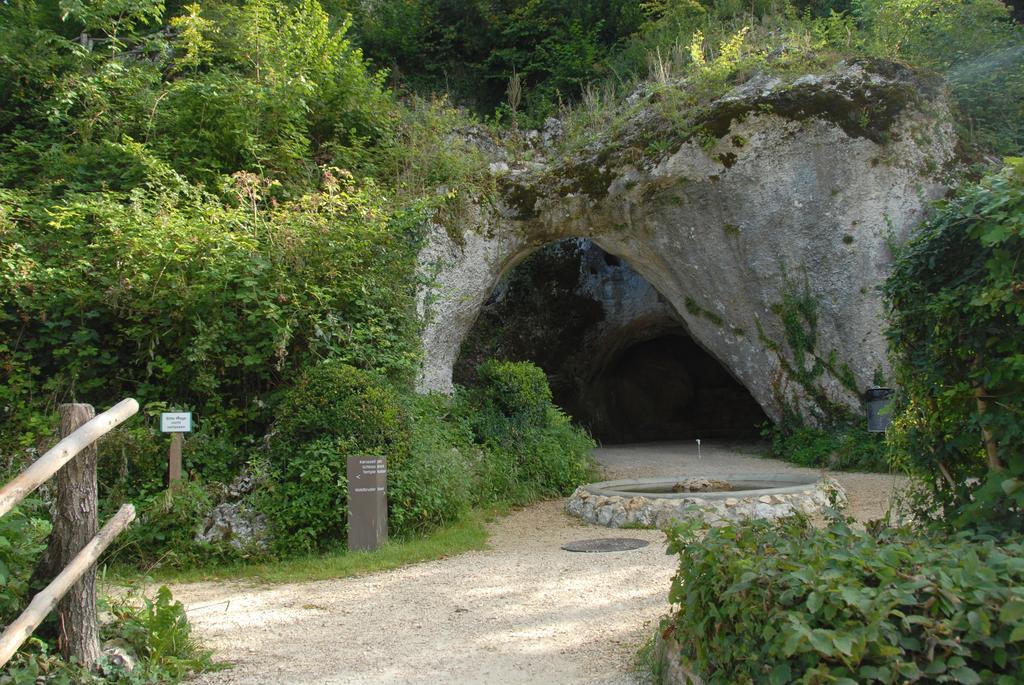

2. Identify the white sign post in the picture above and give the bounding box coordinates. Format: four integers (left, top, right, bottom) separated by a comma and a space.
160, 412, 193, 485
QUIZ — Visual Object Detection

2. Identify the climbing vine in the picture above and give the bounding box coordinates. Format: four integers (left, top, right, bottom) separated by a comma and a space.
757, 275, 862, 423
757, 275, 888, 472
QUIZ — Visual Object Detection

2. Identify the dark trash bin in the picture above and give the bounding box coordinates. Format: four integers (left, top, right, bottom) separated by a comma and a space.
864, 387, 894, 433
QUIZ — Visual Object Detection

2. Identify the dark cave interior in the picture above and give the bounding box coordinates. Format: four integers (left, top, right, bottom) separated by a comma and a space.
455, 239, 768, 444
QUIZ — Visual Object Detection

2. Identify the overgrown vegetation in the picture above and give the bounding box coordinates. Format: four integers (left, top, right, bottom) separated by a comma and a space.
343, 1, 1023, 158
98, 359, 593, 567
885, 160, 1024, 530
0, 0, 583, 678
260, 359, 593, 557
764, 419, 889, 471
3, 0, 1023, 681
662, 514, 1024, 684
2, 585, 215, 684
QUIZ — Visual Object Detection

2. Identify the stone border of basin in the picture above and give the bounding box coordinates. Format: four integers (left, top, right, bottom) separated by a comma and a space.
565, 474, 845, 528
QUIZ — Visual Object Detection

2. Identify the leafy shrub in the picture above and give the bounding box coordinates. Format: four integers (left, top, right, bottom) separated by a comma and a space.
388, 394, 474, 537
664, 516, 1024, 684
96, 423, 180, 511
475, 359, 553, 430
0, 500, 50, 626
469, 360, 594, 504
273, 360, 412, 456
0, 175, 423, 457
764, 418, 890, 472
1, 586, 213, 684
101, 585, 214, 682
259, 359, 592, 554
112, 482, 236, 569
515, 409, 596, 496
884, 161, 1024, 528
261, 361, 412, 555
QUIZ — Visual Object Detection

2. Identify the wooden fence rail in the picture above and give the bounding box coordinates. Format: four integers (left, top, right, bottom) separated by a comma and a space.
0, 399, 140, 670
0, 399, 138, 518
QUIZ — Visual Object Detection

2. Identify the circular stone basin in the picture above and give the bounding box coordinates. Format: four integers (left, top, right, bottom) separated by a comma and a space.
565, 474, 845, 529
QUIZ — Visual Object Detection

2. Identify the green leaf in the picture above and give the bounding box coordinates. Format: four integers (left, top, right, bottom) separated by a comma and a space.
950, 666, 981, 684
782, 629, 804, 657
833, 633, 854, 657
1001, 478, 1023, 496
769, 663, 791, 685
840, 586, 867, 612
806, 591, 823, 613
809, 629, 835, 656
1000, 601, 1024, 623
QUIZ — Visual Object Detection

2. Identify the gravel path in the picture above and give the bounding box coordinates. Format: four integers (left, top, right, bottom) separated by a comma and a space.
175, 441, 906, 684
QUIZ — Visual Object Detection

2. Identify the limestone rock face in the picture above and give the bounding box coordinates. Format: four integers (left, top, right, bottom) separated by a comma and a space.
196, 470, 269, 551
418, 60, 956, 420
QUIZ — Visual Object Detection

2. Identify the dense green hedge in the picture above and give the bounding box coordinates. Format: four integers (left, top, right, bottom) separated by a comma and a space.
664, 516, 1024, 685
0, 178, 424, 460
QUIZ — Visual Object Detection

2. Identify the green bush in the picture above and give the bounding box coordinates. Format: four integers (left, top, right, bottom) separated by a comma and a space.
101, 585, 214, 682
664, 516, 1024, 684
0, 175, 423, 457
469, 360, 594, 504
884, 161, 1024, 528
475, 359, 553, 429
764, 417, 890, 472
96, 424, 173, 509
258, 359, 593, 555
261, 360, 411, 555
273, 359, 412, 456
388, 394, 474, 537
112, 482, 240, 569
2, 586, 213, 684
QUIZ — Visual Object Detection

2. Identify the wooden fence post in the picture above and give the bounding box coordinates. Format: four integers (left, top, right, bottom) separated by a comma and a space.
0, 505, 135, 668
39, 404, 101, 667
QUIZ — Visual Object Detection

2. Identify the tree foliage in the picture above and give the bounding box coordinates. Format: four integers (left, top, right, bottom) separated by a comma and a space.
885, 160, 1024, 530
0, 173, 424, 453
0, 0, 470, 457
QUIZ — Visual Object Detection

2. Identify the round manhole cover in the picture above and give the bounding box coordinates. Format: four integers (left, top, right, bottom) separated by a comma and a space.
561, 538, 650, 553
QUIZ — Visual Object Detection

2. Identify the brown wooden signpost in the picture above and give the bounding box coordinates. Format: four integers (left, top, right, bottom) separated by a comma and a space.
346, 456, 388, 551
160, 412, 192, 485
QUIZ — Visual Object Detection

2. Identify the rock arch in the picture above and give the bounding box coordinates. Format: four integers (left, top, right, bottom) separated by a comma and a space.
417, 61, 956, 422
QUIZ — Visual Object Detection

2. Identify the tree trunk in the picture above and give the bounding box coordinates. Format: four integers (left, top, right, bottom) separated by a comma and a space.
974, 386, 1003, 472
33, 404, 101, 667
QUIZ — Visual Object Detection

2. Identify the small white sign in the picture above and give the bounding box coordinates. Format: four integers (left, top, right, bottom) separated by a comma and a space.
160, 412, 193, 433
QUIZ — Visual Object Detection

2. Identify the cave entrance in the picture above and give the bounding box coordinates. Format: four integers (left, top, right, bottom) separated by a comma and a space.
453, 239, 768, 444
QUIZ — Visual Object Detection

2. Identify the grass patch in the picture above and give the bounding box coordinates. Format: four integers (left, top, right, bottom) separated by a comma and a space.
634, 633, 666, 684
112, 512, 490, 586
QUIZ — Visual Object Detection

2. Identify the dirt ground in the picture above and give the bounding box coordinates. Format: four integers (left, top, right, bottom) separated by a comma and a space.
175, 441, 906, 684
